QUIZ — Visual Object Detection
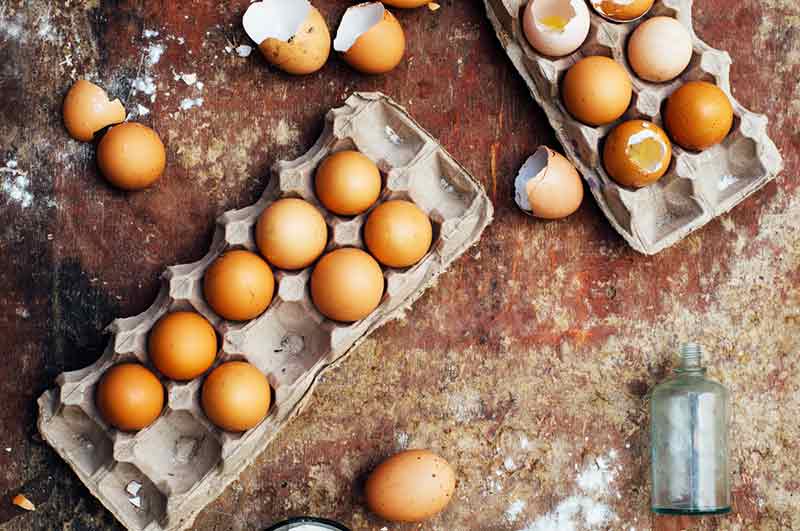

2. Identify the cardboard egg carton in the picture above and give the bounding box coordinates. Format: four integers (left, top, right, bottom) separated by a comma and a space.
485, 0, 783, 254
37, 92, 493, 531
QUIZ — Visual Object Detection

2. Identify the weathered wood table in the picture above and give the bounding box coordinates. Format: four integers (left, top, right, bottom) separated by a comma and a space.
0, 1, 798, 530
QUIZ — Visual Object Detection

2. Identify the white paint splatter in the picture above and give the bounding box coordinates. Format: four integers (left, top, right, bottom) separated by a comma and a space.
506, 500, 526, 522
180, 72, 198, 86
15, 307, 30, 319
518, 450, 620, 531
504, 456, 517, 471
1, 160, 33, 208
395, 431, 409, 449
146, 42, 165, 65
236, 44, 253, 57
0, 8, 25, 42
179, 97, 204, 111
143, 29, 159, 38
131, 75, 157, 102
135, 104, 150, 116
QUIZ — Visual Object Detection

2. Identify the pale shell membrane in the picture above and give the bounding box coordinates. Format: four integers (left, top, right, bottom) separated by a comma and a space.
243, 0, 312, 44
334, 2, 385, 52
514, 147, 550, 211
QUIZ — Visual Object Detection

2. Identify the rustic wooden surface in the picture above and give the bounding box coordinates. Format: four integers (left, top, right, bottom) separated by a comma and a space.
0, 0, 798, 530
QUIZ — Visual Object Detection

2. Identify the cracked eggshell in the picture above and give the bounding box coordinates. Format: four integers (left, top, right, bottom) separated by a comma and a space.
522, 0, 591, 57
335, 3, 406, 75
591, 0, 655, 22
603, 120, 672, 188
383, 0, 430, 7
243, 0, 331, 75
62, 79, 126, 142
514, 146, 583, 219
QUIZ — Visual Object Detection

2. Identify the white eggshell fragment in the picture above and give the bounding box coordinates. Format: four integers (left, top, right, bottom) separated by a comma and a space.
522, 0, 591, 57
243, 0, 311, 43
334, 2, 385, 52
628, 16, 693, 82
514, 146, 584, 219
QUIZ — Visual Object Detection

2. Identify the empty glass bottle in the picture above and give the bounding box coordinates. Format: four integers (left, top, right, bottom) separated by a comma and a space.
650, 343, 731, 515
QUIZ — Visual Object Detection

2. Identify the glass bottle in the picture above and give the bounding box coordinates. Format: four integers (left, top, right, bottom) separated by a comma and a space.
650, 343, 731, 515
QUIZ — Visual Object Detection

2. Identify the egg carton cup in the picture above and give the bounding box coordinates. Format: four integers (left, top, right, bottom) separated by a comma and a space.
485, 0, 783, 254
37, 92, 494, 531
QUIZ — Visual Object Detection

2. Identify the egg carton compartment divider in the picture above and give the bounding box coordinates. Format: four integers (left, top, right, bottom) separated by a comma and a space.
38, 92, 493, 531
485, 0, 782, 254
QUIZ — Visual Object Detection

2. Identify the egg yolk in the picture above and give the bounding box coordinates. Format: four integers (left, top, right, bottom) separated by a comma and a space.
627, 137, 665, 173
539, 15, 570, 31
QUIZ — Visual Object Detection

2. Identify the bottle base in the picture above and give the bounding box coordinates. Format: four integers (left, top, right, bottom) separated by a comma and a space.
652, 507, 731, 516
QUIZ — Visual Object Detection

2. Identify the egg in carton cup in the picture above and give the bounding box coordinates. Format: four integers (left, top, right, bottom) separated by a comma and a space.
486, 0, 783, 254
37, 92, 493, 531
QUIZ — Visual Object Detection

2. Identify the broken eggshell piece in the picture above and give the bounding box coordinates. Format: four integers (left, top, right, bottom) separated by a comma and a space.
514, 146, 584, 220
62, 79, 126, 142
591, 0, 655, 22
383, 0, 431, 7
334, 2, 406, 74
243, 0, 331, 75
522, 0, 590, 57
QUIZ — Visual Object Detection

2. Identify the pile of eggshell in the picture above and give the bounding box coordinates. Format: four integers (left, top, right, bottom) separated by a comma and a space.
243, 0, 435, 76
515, 0, 734, 220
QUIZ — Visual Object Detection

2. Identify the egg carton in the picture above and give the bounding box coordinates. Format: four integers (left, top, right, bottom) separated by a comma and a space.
37, 92, 493, 531
485, 0, 783, 254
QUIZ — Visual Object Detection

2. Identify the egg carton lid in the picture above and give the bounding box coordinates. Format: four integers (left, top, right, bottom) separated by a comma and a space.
37, 92, 493, 531
485, 0, 783, 254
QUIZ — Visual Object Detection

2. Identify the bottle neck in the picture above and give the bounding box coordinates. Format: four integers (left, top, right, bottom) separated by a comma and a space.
674, 343, 707, 375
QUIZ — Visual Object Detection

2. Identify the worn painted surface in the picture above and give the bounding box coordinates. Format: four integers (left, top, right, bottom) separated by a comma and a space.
0, 0, 798, 530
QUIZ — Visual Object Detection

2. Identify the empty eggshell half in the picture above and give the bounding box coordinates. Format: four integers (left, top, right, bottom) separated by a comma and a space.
522, 0, 591, 58
334, 2, 406, 74
63, 79, 126, 142
514, 146, 584, 220
383, 0, 430, 7
243, 0, 331, 75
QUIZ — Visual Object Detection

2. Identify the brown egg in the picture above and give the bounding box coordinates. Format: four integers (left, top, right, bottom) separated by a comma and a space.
203, 250, 274, 321
514, 146, 584, 219
562, 56, 632, 126
591, 0, 654, 21
255, 198, 328, 270
96, 363, 164, 431
97, 122, 166, 191
365, 200, 432, 268
366, 449, 456, 523
148, 311, 217, 381
383, 0, 430, 7
201, 361, 271, 432
255, 6, 331, 75
604, 120, 672, 188
315, 150, 382, 216
335, 4, 406, 74
63, 79, 126, 142
311, 248, 384, 322
664, 81, 733, 151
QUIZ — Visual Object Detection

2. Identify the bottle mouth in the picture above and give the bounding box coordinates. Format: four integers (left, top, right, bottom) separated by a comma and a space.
677, 342, 704, 371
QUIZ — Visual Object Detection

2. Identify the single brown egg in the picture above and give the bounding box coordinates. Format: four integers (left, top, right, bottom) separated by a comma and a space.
562, 56, 632, 126
255, 198, 328, 270
97, 122, 166, 191
604, 120, 672, 188
96, 363, 164, 431
664, 81, 733, 151
366, 449, 457, 522
514, 146, 584, 219
365, 200, 432, 268
148, 311, 217, 381
311, 248, 384, 322
315, 150, 382, 216
243, 1, 331, 75
201, 361, 271, 432
203, 250, 274, 321
335, 3, 406, 75
63, 79, 126, 142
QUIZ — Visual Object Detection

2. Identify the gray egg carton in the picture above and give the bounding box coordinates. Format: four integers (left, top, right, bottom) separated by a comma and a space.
485, 0, 783, 254
37, 92, 493, 531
